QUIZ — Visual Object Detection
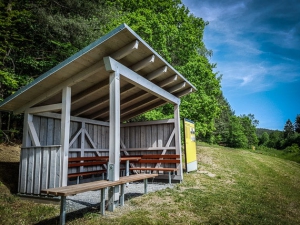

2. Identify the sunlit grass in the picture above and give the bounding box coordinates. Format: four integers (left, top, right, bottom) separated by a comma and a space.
0, 143, 299, 224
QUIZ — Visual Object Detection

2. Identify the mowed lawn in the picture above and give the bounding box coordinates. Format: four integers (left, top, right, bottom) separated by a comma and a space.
0, 144, 299, 224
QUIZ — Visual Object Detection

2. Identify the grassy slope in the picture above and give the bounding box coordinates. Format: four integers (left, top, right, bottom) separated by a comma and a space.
0, 144, 299, 224
0, 144, 59, 224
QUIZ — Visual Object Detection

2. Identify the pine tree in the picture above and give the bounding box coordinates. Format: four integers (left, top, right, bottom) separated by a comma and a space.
284, 119, 294, 138
295, 115, 300, 133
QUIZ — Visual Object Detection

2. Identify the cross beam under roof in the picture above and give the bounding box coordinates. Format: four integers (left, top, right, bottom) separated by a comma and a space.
103, 57, 180, 105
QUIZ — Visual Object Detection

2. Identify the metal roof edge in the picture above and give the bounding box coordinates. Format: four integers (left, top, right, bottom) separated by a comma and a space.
0, 23, 128, 109
123, 24, 197, 91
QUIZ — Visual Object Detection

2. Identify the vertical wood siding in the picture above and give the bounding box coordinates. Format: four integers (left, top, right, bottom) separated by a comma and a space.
21, 115, 177, 189
19, 146, 61, 195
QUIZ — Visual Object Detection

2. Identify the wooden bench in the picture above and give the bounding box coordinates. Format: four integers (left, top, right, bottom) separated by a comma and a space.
41, 173, 158, 225
129, 154, 180, 184
68, 156, 108, 181
68, 156, 141, 183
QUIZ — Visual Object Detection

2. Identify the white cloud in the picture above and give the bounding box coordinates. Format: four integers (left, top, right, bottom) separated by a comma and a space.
182, 0, 300, 130
183, 0, 300, 95
218, 60, 300, 95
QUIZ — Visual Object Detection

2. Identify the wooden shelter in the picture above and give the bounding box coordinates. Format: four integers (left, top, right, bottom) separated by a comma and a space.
0, 24, 196, 197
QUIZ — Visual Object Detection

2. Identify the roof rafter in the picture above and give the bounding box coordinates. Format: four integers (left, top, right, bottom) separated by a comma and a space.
168, 82, 186, 93
71, 78, 109, 105
131, 55, 155, 72
175, 88, 193, 97
72, 83, 135, 116
158, 75, 178, 87
110, 40, 139, 60
120, 100, 167, 122
104, 57, 180, 105
14, 61, 105, 114
146, 66, 167, 80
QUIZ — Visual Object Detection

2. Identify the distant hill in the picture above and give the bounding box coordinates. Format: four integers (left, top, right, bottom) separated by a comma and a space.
256, 128, 283, 137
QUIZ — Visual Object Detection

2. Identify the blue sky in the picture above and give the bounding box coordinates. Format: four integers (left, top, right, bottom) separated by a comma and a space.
182, 0, 300, 130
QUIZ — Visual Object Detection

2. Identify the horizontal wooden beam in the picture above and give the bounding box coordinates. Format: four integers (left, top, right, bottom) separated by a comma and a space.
87, 74, 180, 120
36, 112, 109, 126
104, 97, 160, 121
71, 79, 109, 105
158, 75, 178, 87
14, 61, 105, 114
27, 103, 62, 114
120, 99, 167, 122
69, 148, 109, 152
168, 82, 186, 93
120, 91, 149, 107
88, 91, 149, 120
89, 107, 109, 120
120, 147, 176, 151
146, 66, 167, 80
121, 119, 175, 127
119, 96, 158, 118
130, 55, 155, 72
73, 95, 109, 117
74, 83, 136, 117
104, 57, 180, 105
175, 88, 193, 97
110, 40, 139, 60
87, 73, 179, 120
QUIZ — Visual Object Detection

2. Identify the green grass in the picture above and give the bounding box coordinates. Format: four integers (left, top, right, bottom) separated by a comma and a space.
251, 145, 300, 163
1, 144, 300, 224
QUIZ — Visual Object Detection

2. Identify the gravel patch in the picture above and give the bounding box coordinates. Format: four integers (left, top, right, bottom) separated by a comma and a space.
66, 181, 174, 212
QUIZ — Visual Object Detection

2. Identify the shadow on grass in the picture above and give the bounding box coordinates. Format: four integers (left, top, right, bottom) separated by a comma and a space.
0, 162, 19, 194
35, 192, 144, 224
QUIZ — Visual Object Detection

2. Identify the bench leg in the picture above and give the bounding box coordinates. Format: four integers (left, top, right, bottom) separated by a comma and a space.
108, 187, 115, 212
100, 188, 106, 215
144, 178, 148, 194
126, 160, 129, 185
106, 162, 109, 180
60, 196, 66, 225
120, 184, 125, 206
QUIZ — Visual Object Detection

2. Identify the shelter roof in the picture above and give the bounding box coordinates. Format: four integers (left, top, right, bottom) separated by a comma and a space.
0, 24, 196, 122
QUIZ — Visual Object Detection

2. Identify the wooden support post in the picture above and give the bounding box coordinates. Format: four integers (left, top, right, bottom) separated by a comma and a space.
144, 178, 148, 194
126, 160, 129, 176
60, 196, 66, 225
126, 160, 129, 185
174, 103, 183, 181
120, 184, 125, 206
100, 188, 106, 215
108, 71, 120, 211
80, 122, 85, 175
108, 185, 115, 211
61, 86, 71, 187
22, 112, 32, 147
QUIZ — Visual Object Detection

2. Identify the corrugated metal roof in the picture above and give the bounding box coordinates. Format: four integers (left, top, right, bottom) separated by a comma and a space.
0, 24, 196, 122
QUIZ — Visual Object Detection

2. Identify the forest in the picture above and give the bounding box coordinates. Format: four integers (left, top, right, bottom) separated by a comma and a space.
0, 0, 299, 160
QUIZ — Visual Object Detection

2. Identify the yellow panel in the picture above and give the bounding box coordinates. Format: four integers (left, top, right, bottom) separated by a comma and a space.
184, 119, 197, 164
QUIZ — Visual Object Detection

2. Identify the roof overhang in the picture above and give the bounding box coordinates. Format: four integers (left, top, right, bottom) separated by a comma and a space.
0, 24, 196, 122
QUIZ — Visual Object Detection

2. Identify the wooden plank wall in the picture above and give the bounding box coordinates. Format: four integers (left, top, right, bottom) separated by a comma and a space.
120, 122, 175, 152
120, 121, 176, 169
29, 115, 177, 184
32, 115, 110, 177
19, 146, 61, 195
